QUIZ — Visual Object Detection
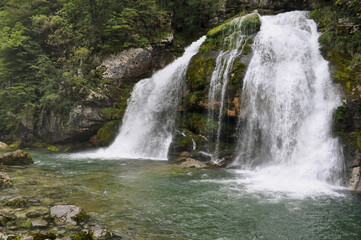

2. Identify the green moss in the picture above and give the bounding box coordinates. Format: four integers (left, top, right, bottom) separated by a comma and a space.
72, 210, 89, 223
187, 54, 216, 92
240, 13, 261, 35
93, 120, 121, 147
47, 145, 60, 152
9, 140, 21, 149
74, 231, 94, 240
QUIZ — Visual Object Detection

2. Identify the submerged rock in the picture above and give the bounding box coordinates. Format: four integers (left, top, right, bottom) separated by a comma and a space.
0, 150, 33, 165
50, 205, 88, 225
5, 197, 27, 208
31, 219, 48, 229
0, 212, 16, 226
0, 172, 13, 189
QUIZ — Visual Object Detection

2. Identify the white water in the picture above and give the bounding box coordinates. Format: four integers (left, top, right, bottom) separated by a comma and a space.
233, 11, 345, 196
207, 14, 256, 161
73, 37, 206, 160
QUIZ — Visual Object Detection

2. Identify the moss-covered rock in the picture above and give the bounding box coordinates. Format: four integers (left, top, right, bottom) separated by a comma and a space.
4, 197, 27, 208
91, 120, 121, 147
0, 150, 33, 165
74, 230, 94, 240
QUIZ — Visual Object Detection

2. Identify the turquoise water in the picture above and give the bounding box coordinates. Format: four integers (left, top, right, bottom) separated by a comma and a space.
4, 151, 361, 239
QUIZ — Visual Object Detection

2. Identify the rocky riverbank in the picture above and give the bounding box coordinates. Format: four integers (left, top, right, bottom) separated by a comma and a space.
0, 149, 121, 240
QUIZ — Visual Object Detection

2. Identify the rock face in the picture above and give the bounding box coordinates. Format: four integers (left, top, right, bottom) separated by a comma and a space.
350, 167, 361, 191
0, 150, 33, 165
0, 172, 12, 189
100, 47, 153, 79
169, 13, 258, 162
50, 205, 87, 225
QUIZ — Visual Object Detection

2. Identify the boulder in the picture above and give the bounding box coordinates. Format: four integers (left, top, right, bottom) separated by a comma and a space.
0, 142, 9, 150
0, 150, 33, 165
180, 158, 209, 168
0, 172, 12, 189
50, 205, 88, 225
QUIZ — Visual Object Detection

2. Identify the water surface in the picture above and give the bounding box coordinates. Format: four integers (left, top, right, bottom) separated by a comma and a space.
2, 151, 361, 240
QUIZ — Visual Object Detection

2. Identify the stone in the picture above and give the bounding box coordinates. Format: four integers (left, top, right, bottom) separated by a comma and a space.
31, 220, 48, 228
0, 142, 9, 150
50, 205, 87, 225
0, 172, 12, 189
90, 225, 116, 239
26, 212, 41, 218
5, 197, 26, 208
21, 236, 34, 240
55, 237, 71, 240
180, 158, 209, 168
0, 150, 33, 165
99, 47, 153, 79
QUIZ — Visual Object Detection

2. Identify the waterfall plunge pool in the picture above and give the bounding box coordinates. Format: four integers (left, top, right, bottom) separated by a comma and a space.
2, 151, 361, 240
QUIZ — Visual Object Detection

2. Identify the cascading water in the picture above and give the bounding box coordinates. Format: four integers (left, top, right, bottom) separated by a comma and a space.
233, 11, 344, 196
207, 13, 256, 161
74, 36, 205, 160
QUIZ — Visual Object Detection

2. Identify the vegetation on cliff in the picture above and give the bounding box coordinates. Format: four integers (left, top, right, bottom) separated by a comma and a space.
0, 0, 222, 142
310, 0, 361, 166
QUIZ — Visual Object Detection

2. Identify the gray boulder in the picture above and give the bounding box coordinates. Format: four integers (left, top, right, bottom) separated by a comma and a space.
50, 205, 88, 225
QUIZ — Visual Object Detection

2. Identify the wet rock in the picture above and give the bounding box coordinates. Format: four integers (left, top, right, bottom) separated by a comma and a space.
180, 158, 209, 168
0, 212, 16, 226
90, 225, 119, 239
0, 150, 33, 165
32, 231, 56, 240
192, 151, 212, 162
0, 172, 13, 189
350, 166, 361, 191
50, 205, 88, 225
55, 237, 71, 240
31, 220, 48, 229
5, 197, 27, 208
210, 159, 227, 168
26, 212, 41, 218
20, 236, 34, 240
0, 142, 9, 150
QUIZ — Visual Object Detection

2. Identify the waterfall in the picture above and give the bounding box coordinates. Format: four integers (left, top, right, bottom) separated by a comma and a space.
234, 11, 344, 196
207, 14, 256, 162
74, 36, 205, 160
